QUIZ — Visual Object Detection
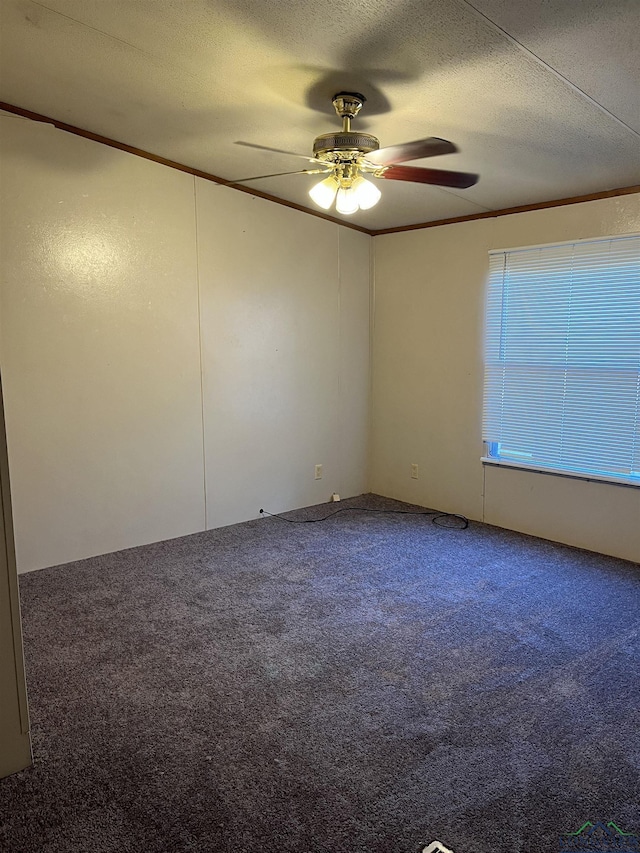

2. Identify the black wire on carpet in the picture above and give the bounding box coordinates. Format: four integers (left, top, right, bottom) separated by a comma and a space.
259, 506, 469, 530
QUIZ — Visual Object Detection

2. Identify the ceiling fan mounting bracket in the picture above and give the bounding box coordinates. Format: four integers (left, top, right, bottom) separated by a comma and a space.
332, 92, 366, 120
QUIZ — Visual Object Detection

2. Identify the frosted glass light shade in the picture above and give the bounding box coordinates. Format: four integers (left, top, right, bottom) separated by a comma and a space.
309, 176, 338, 210
352, 176, 381, 210
335, 186, 359, 215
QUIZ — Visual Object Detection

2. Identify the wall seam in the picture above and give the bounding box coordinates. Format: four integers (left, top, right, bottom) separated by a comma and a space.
368, 233, 376, 495
193, 177, 208, 530
337, 227, 343, 500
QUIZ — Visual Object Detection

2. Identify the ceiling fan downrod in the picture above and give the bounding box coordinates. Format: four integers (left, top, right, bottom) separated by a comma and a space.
332, 91, 366, 132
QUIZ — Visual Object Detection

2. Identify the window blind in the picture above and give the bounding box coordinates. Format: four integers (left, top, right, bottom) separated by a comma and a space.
482, 233, 640, 485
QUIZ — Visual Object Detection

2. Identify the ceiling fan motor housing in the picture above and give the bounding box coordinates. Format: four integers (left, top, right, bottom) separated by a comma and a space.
313, 131, 380, 162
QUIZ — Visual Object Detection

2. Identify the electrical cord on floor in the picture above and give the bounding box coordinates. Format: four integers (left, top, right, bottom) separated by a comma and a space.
259, 506, 469, 530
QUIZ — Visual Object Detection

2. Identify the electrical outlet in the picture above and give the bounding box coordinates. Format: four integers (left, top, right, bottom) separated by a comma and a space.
411, 463, 419, 479
314, 464, 323, 480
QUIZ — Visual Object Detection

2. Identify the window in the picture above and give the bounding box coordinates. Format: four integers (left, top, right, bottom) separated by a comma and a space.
482, 233, 640, 486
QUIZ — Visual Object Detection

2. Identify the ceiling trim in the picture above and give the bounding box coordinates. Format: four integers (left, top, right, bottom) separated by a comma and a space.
371, 184, 640, 236
0, 101, 372, 236
1, 101, 638, 238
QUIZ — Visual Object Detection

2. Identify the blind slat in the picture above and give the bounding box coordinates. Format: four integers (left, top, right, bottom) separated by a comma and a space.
483, 233, 640, 484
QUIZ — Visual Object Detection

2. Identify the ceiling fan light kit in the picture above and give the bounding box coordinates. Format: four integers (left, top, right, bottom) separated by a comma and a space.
236, 91, 479, 216
309, 171, 382, 212
308, 175, 339, 209
336, 185, 359, 215
351, 176, 382, 209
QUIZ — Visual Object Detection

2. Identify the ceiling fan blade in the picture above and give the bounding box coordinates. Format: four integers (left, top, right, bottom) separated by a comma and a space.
366, 137, 457, 166
217, 168, 329, 187
380, 164, 479, 189
235, 141, 318, 164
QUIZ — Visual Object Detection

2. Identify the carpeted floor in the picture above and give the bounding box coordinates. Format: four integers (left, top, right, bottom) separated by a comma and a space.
1, 494, 639, 853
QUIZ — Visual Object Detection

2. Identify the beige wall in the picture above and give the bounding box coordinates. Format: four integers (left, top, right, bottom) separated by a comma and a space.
196, 183, 370, 528
0, 115, 371, 572
1, 110, 638, 571
0, 377, 31, 777
0, 115, 206, 572
371, 195, 640, 564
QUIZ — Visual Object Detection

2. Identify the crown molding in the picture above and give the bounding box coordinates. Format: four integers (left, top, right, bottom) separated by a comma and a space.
0, 101, 372, 235
2, 101, 638, 238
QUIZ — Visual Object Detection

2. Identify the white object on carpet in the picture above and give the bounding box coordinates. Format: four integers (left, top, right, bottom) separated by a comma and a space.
423, 842, 456, 853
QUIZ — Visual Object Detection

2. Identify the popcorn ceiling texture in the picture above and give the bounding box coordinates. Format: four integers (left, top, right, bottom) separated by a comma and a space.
1, 494, 639, 852
1, 0, 639, 230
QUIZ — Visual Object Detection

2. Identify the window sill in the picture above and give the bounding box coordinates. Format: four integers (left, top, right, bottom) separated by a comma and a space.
481, 457, 640, 490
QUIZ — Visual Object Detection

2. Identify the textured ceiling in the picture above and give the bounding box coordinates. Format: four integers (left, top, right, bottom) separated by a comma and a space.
1, 0, 639, 230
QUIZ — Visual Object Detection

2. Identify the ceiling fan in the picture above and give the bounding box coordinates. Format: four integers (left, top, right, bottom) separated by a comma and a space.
231, 92, 479, 215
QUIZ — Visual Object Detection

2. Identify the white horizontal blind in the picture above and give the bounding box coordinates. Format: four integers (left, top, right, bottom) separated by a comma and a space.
483, 234, 640, 484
